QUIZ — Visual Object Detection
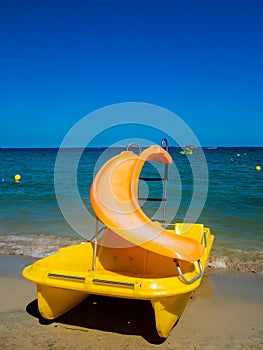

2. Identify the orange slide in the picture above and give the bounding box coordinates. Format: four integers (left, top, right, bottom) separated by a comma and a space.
90, 145, 204, 262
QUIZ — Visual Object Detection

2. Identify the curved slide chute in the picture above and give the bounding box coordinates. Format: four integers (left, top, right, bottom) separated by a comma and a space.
90, 145, 204, 262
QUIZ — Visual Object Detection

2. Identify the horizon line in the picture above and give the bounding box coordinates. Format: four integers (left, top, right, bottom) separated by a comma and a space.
1, 145, 263, 149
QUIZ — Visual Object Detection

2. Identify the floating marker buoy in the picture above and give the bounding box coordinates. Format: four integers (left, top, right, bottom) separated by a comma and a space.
255, 166, 261, 172
14, 174, 21, 182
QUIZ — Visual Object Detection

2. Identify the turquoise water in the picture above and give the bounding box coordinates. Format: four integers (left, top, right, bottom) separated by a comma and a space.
0, 147, 262, 272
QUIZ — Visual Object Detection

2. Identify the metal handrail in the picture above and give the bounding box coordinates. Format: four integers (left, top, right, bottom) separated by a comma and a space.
48, 273, 85, 281
161, 138, 169, 151
175, 260, 203, 284
161, 138, 169, 226
203, 230, 207, 248
127, 142, 142, 154
90, 219, 107, 271
88, 225, 106, 243
93, 278, 134, 287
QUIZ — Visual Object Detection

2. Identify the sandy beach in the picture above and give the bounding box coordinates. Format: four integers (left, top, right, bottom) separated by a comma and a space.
0, 255, 262, 350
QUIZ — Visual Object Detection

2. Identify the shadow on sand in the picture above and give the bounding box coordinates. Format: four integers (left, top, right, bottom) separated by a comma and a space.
26, 294, 168, 344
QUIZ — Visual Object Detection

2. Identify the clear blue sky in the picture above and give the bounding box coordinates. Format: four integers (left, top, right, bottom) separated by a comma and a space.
1, 0, 263, 147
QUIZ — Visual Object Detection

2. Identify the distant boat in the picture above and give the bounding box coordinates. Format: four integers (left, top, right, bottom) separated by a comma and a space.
205, 147, 218, 150
185, 144, 198, 149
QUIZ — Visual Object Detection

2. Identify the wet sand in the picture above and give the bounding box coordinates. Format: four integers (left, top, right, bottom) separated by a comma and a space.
0, 255, 262, 350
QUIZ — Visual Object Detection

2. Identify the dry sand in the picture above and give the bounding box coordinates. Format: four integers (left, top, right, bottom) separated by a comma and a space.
0, 255, 262, 350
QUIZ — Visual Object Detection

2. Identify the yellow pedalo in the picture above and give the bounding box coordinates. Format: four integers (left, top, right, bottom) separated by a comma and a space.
23, 142, 214, 338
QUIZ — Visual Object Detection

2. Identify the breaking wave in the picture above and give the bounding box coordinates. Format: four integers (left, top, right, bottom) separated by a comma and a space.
0, 234, 262, 274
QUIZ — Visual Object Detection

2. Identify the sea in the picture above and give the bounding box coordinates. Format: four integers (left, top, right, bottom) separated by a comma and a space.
0, 146, 262, 273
